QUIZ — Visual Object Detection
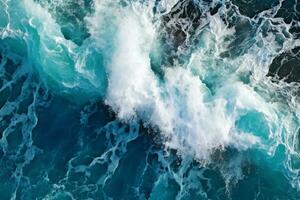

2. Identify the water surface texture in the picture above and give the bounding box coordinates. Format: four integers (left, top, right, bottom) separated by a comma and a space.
0, 0, 300, 199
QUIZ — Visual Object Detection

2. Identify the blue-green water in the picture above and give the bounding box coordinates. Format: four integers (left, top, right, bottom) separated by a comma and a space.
0, 0, 300, 199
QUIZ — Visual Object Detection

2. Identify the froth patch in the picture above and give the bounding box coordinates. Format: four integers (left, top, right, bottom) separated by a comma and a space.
101, 2, 273, 162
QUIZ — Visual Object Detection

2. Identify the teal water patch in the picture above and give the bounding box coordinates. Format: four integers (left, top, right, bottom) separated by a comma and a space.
236, 111, 270, 140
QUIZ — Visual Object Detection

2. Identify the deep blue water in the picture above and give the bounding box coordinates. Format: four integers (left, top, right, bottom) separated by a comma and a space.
1, 0, 300, 199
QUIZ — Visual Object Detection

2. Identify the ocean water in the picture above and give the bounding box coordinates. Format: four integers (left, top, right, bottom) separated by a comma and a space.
0, 0, 300, 199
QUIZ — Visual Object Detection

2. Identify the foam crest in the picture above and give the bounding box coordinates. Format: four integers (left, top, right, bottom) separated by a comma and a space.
105, 7, 158, 119
100, 3, 272, 161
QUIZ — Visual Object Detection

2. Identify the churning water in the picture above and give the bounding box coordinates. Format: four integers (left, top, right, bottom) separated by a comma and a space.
0, 0, 300, 199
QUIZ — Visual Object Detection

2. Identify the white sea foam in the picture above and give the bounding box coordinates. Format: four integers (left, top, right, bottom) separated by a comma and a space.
92, 1, 278, 161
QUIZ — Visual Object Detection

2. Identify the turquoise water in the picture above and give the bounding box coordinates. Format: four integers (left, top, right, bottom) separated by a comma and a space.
0, 0, 300, 199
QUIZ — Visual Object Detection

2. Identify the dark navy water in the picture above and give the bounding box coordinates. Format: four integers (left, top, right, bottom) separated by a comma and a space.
0, 0, 300, 199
